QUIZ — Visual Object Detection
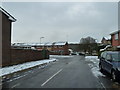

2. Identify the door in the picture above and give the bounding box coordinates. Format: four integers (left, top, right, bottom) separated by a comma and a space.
104, 54, 113, 73
100, 52, 107, 69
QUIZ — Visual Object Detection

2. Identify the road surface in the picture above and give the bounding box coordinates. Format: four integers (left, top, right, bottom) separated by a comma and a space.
1, 55, 120, 88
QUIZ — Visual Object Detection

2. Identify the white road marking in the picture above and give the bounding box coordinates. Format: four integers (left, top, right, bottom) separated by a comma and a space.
100, 82, 106, 89
41, 69, 63, 87
11, 83, 20, 88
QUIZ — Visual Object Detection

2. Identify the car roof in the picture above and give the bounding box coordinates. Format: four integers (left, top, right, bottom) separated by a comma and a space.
104, 51, 120, 54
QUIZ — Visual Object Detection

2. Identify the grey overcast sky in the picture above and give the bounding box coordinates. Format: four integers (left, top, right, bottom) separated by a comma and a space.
2, 2, 118, 43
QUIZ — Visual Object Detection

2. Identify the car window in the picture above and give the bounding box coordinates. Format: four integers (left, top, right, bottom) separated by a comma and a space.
111, 53, 120, 61
106, 54, 111, 61
101, 52, 107, 59
101, 52, 104, 57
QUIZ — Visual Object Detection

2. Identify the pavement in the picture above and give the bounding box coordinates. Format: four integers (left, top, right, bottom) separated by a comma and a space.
1, 55, 120, 89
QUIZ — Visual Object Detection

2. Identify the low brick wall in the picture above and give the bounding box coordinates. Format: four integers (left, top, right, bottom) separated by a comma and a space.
2, 49, 49, 67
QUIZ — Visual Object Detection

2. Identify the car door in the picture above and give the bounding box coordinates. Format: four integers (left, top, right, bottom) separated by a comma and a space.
104, 54, 113, 73
100, 52, 107, 69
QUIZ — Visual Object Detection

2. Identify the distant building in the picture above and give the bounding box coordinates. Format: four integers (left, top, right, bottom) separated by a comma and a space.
11, 43, 34, 50
68, 42, 80, 52
110, 30, 120, 50
101, 37, 111, 45
0, 7, 16, 66
34, 42, 70, 55
51, 42, 69, 55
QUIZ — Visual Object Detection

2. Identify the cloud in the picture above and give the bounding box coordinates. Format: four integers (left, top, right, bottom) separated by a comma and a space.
2, 2, 118, 43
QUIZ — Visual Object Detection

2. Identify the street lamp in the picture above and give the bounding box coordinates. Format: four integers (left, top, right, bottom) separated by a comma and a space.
40, 37, 44, 45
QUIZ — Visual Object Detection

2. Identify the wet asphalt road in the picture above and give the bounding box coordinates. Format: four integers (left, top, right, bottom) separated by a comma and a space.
1, 55, 120, 89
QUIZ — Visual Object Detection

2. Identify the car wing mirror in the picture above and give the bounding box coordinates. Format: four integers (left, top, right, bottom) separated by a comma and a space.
100, 57, 104, 59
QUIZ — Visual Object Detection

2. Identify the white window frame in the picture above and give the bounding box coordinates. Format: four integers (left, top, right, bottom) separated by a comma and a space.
115, 33, 118, 40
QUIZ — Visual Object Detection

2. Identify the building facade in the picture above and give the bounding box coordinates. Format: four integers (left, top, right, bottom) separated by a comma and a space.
51, 42, 69, 55
110, 30, 120, 50
0, 7, 16, 66
34, 42, 70, 55
101, 37, 111, 45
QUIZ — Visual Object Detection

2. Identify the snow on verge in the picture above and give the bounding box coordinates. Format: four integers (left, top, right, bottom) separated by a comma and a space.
91, 66, 105, 78
0, 58, 57, 77
50, 55, 73, 58
85, 56, 105, 78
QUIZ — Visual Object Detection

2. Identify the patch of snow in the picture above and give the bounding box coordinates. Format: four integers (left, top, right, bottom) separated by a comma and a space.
85, 56, 105, 78
50, 55, 73, 58
100, 45, 111, 51
88, 64, 94, 68
0, 58, 57, 77
91, 67, 105, 78
85, 56, 98, 59
68, 42, 80, 44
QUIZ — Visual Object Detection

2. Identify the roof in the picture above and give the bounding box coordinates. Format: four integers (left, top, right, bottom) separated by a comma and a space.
105, 51, 120, 54
104, 36, 111, 40
12, 43, 32, 47
53, 42, 67, 46
68, 42, 80, 44
0, 7, 16, 22
12, 42, 68, 47
44, 43, 52, 46
110, 30, 120, 35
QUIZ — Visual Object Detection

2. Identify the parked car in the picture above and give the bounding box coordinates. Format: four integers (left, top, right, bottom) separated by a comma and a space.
99, 51, 120, 82
71, 52, 77, 55
78, 52, 85, 56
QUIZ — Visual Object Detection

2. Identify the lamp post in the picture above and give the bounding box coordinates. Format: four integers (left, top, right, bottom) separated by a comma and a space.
40, 37, 44, 45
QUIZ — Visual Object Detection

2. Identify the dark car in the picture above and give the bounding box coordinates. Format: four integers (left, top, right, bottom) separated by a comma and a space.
99, 51, 120, 82
78, 52, 85, 56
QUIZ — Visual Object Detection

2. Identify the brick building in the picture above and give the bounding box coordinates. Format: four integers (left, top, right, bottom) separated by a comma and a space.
0, 7, 16, 66
68, 42, 80, 52
110, 30, 120, 50
101, 37, 111, 45
34, 42, 70, 55
51, 42, 69, 55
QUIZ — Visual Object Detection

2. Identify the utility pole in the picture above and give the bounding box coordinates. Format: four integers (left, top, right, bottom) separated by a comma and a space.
40, 37, 44, 45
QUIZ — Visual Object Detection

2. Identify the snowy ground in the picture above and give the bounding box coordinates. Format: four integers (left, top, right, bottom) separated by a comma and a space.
0, 55, 72, 77
85, 56, 105, 78
0, 58, 57, 77
50, 55, 73, 58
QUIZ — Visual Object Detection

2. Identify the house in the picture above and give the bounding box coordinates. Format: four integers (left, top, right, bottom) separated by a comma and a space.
0, 7, 16, 66
33, 43, 50, 51
110, 30, 120, 50
34, 42, 70, 55
101, 37, 111, 45
11, 43, 34, 50
51, 42, 70, 55
68, 42, 80, 52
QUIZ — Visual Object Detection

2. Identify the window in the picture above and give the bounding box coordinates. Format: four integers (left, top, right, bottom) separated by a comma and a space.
115, 33, 118, 40
101, 52, 107, 59
111, 53, 120, 61
106, 54, 111, 61
59, 45, 63, 48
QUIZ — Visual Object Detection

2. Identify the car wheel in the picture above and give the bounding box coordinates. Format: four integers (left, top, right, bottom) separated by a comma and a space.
111, 71, 117, 82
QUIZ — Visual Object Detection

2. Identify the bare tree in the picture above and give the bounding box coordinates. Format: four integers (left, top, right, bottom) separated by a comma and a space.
80, 36, 97, 55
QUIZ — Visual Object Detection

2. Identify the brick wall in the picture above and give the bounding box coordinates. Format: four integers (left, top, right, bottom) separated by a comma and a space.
111, 32, 120, 46
2, 49, 49, 67
1, 11, 12, 67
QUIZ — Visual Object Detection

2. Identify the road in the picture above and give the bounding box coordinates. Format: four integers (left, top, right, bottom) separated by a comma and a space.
1, 55, 120, 88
